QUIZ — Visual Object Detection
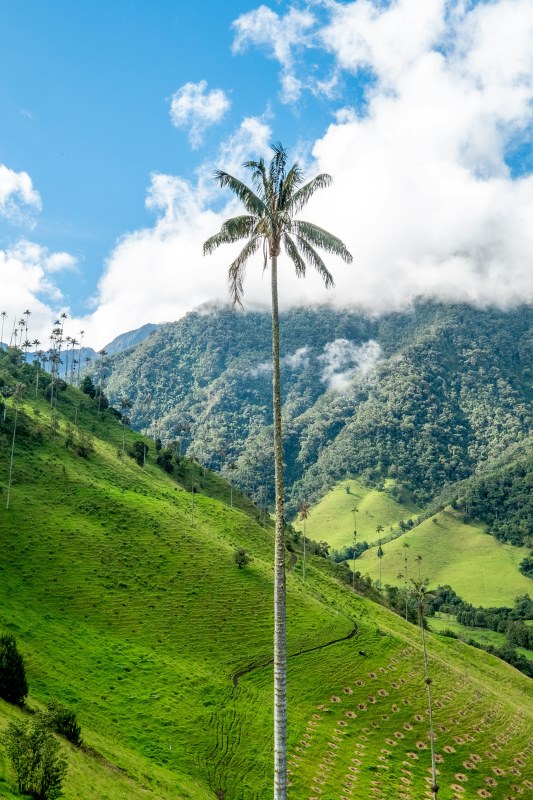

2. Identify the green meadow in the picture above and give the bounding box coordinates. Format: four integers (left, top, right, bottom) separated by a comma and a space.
0, 369, 531, 798
357, 511, 531, 607
293, 478, 420, 550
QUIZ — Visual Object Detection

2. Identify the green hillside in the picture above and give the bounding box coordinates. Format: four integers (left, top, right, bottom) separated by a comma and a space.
357, 511, 531, 607
293, 478, 420, 550
0, 350, 532, 799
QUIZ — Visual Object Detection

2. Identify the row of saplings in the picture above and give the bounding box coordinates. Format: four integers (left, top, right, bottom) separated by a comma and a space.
1, 634, 81, 799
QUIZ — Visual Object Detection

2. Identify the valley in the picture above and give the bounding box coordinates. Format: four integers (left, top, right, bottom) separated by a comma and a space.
0, 302, 531, 799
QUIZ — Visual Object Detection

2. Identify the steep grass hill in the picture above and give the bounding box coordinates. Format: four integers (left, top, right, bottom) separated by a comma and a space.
357, 510, 531, 608
292, 478, 420, 551
0, 350, 532, 799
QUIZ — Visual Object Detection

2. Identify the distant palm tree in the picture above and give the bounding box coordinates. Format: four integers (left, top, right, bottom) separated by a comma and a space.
376, 526, 385, 588
23, 309, 31, 345
97, 350, 107, 411
77, 330, 85, 385
35, 350, 46, 396
298, 501, 310, 583
6, 382, 26, 510
0, 311, 7, 349
416, 553, 423, 579
119, 397, 133, 455
410, 578, 438, 798
351, 506, 359, 592
203, 142, 352, 800
403, 541, 410, 620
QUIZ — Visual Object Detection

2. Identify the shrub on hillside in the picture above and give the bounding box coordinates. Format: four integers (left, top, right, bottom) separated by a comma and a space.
233, 548, 251, 569
79, 375, 96, 398
129, 441, 148, 466
42, 701, 82, 746
0, 634, 28, 705
156, 449, 174, 473
3, 719, 67, 799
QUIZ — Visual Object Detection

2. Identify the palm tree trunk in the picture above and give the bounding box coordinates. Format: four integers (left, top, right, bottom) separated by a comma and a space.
6, 405, 18, 510
271, 254, 287, 800
419, 605, 438, 797
302, 519, 306, 583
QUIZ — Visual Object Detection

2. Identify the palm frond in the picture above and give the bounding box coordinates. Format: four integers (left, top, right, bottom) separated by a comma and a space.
269, 142, 288, 201
244, 158, 269, 202
283, 233, 307, 278
293, 220, 353, 263
279, 163, 304, 209
287, 174, 333, 216
203, 216, 257, 255
213, 170, 266, 216
228, 236, 261, 306
293, 234, 335, 289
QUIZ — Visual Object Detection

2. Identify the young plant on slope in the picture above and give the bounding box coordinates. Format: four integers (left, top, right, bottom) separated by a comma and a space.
203, 142, 352, 800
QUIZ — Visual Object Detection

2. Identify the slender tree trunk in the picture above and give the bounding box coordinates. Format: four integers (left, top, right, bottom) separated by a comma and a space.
271, 254, 287, 800
302, 519, 306, 583
6, 406, 18, 510
419, 604, 438, 797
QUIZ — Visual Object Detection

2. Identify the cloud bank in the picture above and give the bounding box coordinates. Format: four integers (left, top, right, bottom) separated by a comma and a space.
76, 0, 533, 347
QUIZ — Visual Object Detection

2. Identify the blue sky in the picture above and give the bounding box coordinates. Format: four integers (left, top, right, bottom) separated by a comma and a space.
1, 0, 533, 347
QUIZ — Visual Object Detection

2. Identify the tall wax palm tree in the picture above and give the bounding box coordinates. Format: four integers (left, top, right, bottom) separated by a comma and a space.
77, 330, 85, 385
298, 501, 310, 583
203, 142, 352, 800
376, 525, 384, 588
351, 505, 359, 593
410, 578, 439, 797
1, 311, 7, 349
97, 349, 107, 411
119, 397, 133, 455
6, 382, 26, 510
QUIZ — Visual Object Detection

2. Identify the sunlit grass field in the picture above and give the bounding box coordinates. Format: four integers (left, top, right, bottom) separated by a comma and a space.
357, 510, 531, 606
0, 379, 531, 798
293, 478, 420, 550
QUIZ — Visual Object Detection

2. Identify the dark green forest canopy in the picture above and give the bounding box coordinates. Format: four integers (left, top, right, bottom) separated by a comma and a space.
98, 302, 532, 515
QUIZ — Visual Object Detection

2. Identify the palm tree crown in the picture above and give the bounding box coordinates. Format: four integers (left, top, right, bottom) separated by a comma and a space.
203, 142, 353, 303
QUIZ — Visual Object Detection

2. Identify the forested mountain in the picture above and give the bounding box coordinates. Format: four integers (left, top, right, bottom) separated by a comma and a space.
98, 302, 532, 515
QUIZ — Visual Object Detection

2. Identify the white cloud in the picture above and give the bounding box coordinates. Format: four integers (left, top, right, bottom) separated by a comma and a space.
169, 80, 231, 148
0, 241, 81, 345
232, 5, 316, 101
60, 1, 533, 349
319, 339, 382, 391
283, 347, 310, 370
0, 164, 42, 224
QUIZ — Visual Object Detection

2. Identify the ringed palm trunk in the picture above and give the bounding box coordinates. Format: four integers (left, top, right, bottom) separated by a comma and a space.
271, 254, 287, 800
6, 404, 18, 510
419, 602, 438, 797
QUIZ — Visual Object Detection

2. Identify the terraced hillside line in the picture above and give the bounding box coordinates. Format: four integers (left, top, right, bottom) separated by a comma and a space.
232, 623, 359, 687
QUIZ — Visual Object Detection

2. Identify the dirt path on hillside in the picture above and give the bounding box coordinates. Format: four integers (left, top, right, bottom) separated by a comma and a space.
232, 622, 358, 687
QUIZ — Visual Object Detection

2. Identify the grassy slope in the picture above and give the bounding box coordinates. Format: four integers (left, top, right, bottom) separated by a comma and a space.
293, 478, 420, 550
356, 510, 531, 606
0, 382, 532, 799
